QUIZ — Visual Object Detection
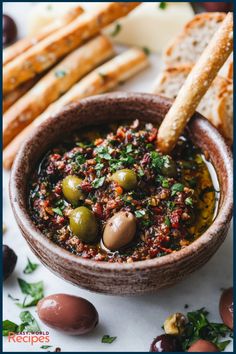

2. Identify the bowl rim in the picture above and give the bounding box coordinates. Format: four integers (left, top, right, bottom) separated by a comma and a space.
10, 92, 233, 272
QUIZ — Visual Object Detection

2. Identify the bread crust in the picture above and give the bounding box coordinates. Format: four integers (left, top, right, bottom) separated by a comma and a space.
3, 48, 149, 169
153, 64, 233, 144
3, 2, 140, 94
158, 12, 233, 153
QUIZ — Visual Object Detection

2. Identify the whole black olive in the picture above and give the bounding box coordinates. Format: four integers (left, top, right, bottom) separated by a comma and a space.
3, 245, 17, 280
150, 334, 182, 352
3, 14, 17, 46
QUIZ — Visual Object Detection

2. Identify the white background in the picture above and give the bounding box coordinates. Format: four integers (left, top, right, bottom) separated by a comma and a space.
3, 2, 233, 352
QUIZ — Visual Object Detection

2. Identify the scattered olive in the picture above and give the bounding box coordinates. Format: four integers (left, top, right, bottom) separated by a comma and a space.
62, 175, 84, 205
69, 206, 98, 242
37, 294, 98, 335
219, 287, 233, 330
111, 169, 137, 190
3, 245, 17, 281
199, 2, 233, 12
103, 211, 136, 251
161, 158, 177, 177
187, 339, 219, 352
3, 14, 17, 46
150, 334, 182, 352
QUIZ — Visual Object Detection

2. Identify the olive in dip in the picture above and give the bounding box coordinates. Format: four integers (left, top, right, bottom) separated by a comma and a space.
29, 120, 217, 263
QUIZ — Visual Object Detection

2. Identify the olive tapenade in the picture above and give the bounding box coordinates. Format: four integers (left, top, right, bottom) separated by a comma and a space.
29, 120, 217, 263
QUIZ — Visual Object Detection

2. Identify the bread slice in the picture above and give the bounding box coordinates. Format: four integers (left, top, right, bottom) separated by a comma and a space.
153, 65, 233, 144
164, 12, 232, 79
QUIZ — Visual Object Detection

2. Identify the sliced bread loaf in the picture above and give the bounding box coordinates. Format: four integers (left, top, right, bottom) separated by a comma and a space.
153, 65, 233, 144
164, 12, 232, 79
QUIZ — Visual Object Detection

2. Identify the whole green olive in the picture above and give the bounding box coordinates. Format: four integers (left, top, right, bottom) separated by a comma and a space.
111, 169, 137, 190
161, 158, 178, 178
62, 175, 84, 204
69, 207, 98, 243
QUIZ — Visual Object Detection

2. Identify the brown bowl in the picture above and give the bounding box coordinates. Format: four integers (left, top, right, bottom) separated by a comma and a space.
10, 93, 233, 295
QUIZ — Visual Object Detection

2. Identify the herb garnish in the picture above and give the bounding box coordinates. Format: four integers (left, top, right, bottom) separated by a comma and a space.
17, 278, 44, 308
23, 258, 39, 274
52, 207, 63, 216
2, 311, 40, 336
143, 46, 151, 56
92, 176, 106, 189
110, 23, 121, 37
101, 335, 117, 344
8, 294, 19, 301
171, 183, 184, 196
41, 345, 53, 350
180, 308, 233, 351
159, 2, 167, 10
185, 197, 193, 206
135, 209, 146, 218
54, 69, 67, 78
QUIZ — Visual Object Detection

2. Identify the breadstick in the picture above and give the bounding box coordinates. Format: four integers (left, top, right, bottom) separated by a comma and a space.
3, 2, 141, 94
158, 12, 233, 154
3, 48, 148, 169
3, 6, 84, 66
3, 35, 114, 147
3, 76, 40, 113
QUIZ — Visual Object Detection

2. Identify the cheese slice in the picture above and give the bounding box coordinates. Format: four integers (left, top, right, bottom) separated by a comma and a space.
27, 2, 79, 35
104, 2, 194, 54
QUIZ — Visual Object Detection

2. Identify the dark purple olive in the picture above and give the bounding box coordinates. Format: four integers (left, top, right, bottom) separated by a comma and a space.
150, 334, 182, 352
219, 287, 233, 329
37, 294, 99, 335
198, 2, 233, 12
3, 14, 17, 46
3, 245, 17, 280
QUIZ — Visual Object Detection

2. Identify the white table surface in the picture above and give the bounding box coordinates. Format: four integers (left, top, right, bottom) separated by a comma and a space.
3, 2, 233, 352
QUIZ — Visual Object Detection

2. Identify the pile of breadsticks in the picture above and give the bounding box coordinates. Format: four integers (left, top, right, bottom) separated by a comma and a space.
3, 2, 149, 169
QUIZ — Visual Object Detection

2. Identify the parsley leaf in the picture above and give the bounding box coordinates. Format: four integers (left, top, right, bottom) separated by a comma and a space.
135, 210, 146, 218
41, 346, 53, 350
102, 335, 117, 344
110, 23, 121, 37
19, 311, 40, 332
52, 207, 63, 216
92, 177, 105, 189
171, 183, 184, 196
165, 216, 171, 227
23, 258, 39, 274
185, 197, 193, 206
159, 2, 167, 10
180, 308, 233, 351
17, 279, 44, 308
54, 69, 67, 78
2, 311, 40, 336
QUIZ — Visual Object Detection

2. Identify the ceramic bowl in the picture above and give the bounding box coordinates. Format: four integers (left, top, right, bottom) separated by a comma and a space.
10, 93, 233, 295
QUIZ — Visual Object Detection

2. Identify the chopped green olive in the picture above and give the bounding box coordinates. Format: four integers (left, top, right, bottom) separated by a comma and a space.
111, 169, 137, 190
62, 175, 84, 204
161, 159, 178, 178
69, 207, 98, 242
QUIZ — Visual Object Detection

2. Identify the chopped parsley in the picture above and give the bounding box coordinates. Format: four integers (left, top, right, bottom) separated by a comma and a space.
17, 279, 44, 308
171, 183, 184, 196
135, 209, 146, 218
54, 69, 67, 78
52, 207, 63, 216
101, 335, 117, 344
23, 258, 39, 274
180, 308, 233, 351
159, 2, 167, 10
185, 197, 193, 206
92, 176, 106, 189
3, 311, 40, 336
143, 46, 151, 56
110, 23, 121, 37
